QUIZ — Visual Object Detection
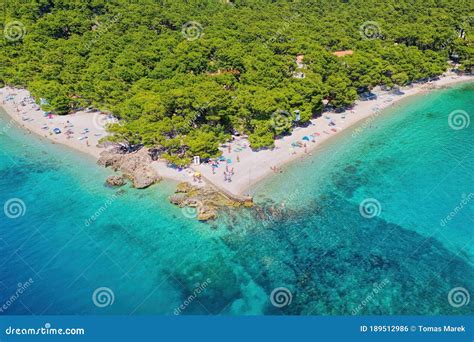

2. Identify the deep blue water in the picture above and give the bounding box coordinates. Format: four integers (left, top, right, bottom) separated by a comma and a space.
1, 83, 473, 315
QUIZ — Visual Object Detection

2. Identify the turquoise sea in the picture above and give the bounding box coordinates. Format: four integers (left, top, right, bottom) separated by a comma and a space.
0, 83, 473, 315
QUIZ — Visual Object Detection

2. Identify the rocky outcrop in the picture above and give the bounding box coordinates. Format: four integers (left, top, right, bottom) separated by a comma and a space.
98, 148, 253, 221
98, 148, 161, 189
106, 175, 125, 187
197, 206, 218, 221
169, 193, 187, 205
169, 182, 253, 221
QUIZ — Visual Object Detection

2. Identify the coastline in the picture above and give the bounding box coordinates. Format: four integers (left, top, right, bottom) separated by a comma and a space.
1, 74, 473, 197
0, 87, 193, 185
0, 88, 106, 159
193, 74, 474, 196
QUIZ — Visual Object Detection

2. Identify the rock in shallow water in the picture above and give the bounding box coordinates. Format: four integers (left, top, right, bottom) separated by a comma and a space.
169, 182, 253, 221
106, 175, 125, 187
169, 193, 187, 206
197, 206, 218, 221
98, 148, 161, 189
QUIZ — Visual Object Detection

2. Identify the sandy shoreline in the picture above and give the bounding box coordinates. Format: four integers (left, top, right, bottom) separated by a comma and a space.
0, 89, 108, 159
1, 74, 473, 196
0, 87, 194, 185
193, 74, 474, 196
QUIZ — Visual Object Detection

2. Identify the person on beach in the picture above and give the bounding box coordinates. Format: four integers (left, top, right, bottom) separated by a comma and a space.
271, 166, 282, 173
228, 144, 231, 153
236, 155, 240, 163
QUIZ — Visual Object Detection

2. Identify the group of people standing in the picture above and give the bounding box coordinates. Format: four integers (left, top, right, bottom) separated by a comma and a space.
206, 142, 243, 182
208, 159, 235, 182
224, 165, 234, 182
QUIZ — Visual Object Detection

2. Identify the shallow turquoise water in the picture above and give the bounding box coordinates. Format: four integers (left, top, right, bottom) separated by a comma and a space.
1, 83, 473, 315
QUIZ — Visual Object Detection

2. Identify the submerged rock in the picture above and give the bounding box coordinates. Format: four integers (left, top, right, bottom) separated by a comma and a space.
169, 182, 253, 221
169, 193, 187, 206
115, 189, 126, 196
98, 148, 161, 189
106, 175, 125, 187
197, 206, 218, 221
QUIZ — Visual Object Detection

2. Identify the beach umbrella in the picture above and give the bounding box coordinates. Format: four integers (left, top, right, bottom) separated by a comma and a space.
227, 159, 232, 164
302, 136, 310, 141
